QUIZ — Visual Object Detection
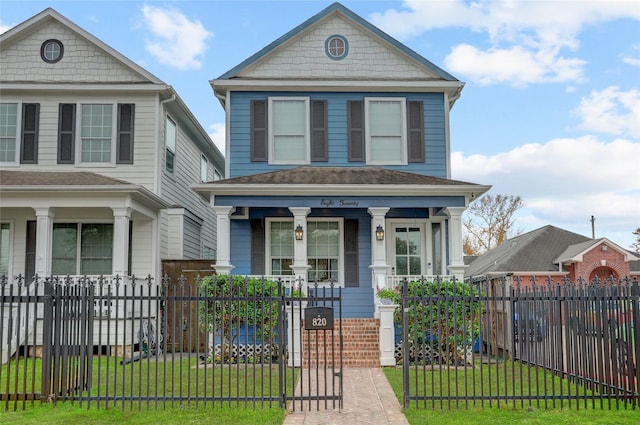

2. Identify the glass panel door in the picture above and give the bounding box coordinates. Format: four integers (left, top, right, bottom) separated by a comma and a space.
392, 225, 422, 276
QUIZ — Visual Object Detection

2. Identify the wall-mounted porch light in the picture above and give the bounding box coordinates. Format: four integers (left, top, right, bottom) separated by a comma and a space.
295, 224, 304, 241
376, 224, 385, 241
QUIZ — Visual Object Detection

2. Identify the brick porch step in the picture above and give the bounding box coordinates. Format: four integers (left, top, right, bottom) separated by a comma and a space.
302, 318, 380, 368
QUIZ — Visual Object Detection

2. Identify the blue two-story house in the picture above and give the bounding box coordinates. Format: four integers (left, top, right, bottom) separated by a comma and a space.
194, 3, 490, 320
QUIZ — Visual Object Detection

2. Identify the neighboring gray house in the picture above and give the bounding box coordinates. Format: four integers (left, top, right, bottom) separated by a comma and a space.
464, 225, 640, 355
464, 225, 640, 284
0, 8, 225, 283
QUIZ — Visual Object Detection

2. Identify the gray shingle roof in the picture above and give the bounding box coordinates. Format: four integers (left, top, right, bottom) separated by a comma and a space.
464, 225, 592, 278
213, 166, 476, 186
0, 170, 131, 186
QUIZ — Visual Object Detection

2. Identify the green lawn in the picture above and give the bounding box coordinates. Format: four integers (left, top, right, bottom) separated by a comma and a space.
383, 366, 640, 425
3, 357, 640, 425
1, 355, 290, 424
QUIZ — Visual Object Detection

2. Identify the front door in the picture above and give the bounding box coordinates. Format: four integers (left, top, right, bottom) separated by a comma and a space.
390, 223, 425, 276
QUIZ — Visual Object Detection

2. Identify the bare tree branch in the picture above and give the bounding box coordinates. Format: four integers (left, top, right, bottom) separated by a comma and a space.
463, 194, 524, 255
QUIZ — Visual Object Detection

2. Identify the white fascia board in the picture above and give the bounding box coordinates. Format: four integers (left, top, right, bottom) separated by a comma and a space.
192, 183, 491, 197
0, 185, 170, 209
212, 79, 463, 94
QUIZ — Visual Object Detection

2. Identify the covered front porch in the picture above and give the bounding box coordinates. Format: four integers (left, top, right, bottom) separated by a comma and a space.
193, 167, 491, 318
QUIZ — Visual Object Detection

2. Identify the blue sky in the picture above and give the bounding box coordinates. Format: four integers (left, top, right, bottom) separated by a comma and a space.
2, 0, 639, 250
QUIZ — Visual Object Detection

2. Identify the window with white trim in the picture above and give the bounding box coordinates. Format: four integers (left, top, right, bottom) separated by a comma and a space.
0, 103, 18, 163
266, 218, 344, 284
52, 223, 113, 275
55, 103, 133, 165
268, 97, 309, 164
0, 223, 10, 276
365, 98, 407, 165
0, 102, 41, 165
307, 219, 343, 284
267, 220, 294, 275
165, 116, 176, 173
200, 154, 208, 182
80, 104, 114, 163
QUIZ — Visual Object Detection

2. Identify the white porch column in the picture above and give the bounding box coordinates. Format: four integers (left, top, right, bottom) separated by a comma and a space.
444, 206, 467, 280
111, 207, 132, 277
287, 207, 310, 368
213, 206, 235, 275
288, 207, 311, 294
34, 207, 54, 277
287, 303, 303, 367
379, 304, 397, 366
368, 207, 390, 291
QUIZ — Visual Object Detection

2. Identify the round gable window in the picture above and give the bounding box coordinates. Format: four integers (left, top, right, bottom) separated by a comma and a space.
41, 39, 64, 63
325, 35, 348, 60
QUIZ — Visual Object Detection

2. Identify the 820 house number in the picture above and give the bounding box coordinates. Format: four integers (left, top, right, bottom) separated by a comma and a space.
312, 315, 327, 328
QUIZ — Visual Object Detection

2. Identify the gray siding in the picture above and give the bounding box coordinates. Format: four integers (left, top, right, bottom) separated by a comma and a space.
160, 107, 218, 260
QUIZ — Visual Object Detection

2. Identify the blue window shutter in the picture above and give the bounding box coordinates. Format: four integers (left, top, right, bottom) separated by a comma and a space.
407, 101, 425, 163
347, 100, 365, 162
251, 219, 265, 275
20, 103, 39, 164
251, 100, 268, 162
344, 219, 358, 287
311, 100, 328, 161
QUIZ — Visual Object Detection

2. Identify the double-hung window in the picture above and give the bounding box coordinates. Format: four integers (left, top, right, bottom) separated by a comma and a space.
0, 223, 10, 277
266, 218, 349, 286
307, 220, 342, 284
0, 102, 40, 165
365, 98, 407, 165
269, 97, 309, 164
165, 116, 176, 174
251, 97, 327, 164
52, 223, 113, 276
348, 98, 424, 165
267, 220, 294, 275
0, 103, 19, 164
81, 104, 113, 163
57, 103, 134, 164
200, 154, 208, 182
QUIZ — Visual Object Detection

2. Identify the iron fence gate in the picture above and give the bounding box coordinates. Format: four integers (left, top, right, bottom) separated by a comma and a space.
0, 275, 343, 411
400, 276, 639, 410
287, 284, 343, 412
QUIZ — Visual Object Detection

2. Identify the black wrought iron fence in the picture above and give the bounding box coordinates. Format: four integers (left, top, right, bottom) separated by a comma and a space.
400, 276, 640, 410
0, 274, 343, 412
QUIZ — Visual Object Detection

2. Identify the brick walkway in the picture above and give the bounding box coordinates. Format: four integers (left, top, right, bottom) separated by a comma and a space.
282, 368, 409, 425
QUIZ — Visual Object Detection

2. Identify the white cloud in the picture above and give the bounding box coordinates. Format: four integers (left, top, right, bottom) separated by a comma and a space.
140, 5, 212, 70
370, 0, 640, 86
208, 123, 226, 155
452, 136, 640, 247
623, 56, 640, 67
623, 44, 640, 67
573, 87, 640, 138
444, 44, 585, 86
0, 22, 13, 34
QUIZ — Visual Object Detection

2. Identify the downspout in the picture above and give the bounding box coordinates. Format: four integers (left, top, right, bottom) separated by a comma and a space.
445, 82, 464, 179
213, 88, 230, 178
152, 89, 176, 283
155, 91, 176, 195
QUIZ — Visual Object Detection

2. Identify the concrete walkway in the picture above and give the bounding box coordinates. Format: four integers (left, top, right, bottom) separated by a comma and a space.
282, 368, 410, 425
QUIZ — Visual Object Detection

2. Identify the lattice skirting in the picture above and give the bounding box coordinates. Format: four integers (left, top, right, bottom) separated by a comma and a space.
394, 342, 474, 365
207, 343, 282, 363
